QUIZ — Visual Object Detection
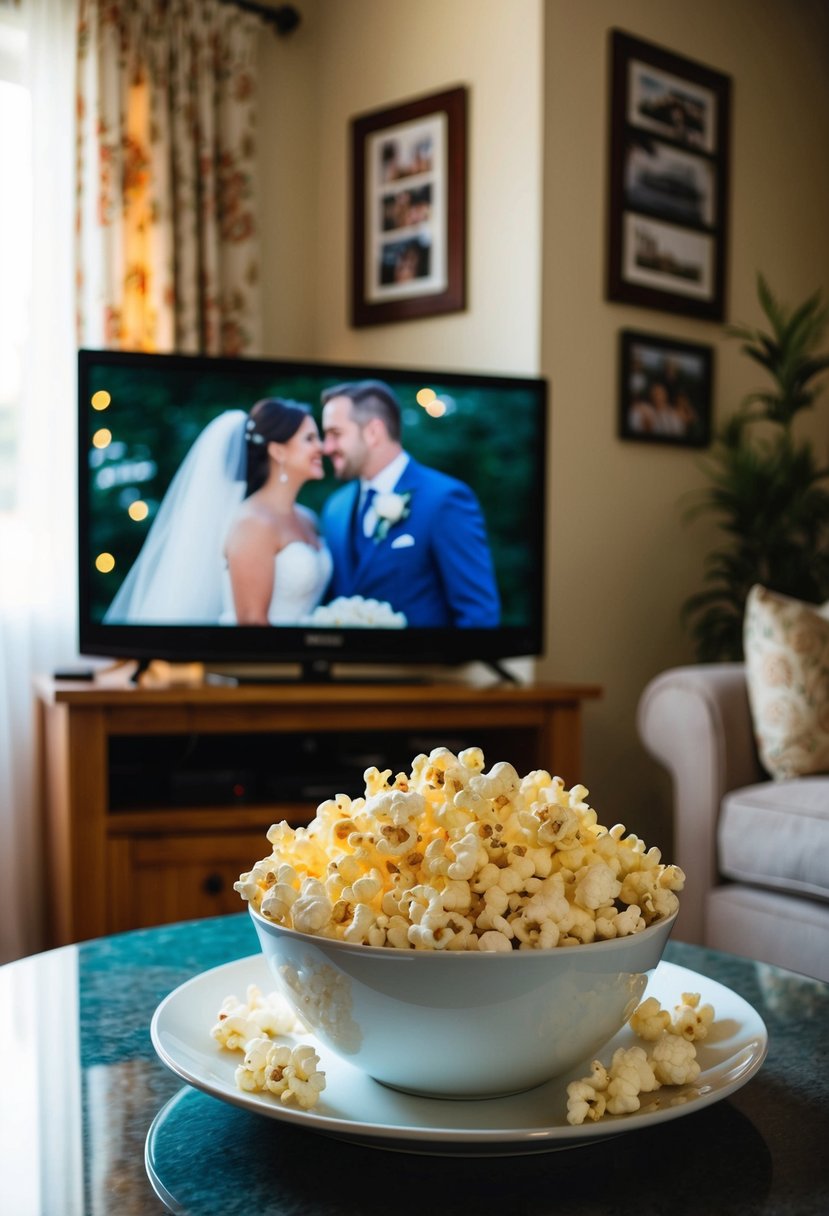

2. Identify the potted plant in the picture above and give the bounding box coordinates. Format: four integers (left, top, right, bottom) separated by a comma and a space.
681, 274, 829, 662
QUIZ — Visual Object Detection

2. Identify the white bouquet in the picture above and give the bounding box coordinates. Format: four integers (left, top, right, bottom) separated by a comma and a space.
302, 596, 407, 628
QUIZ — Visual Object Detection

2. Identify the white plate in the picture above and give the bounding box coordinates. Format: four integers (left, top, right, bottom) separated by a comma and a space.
150, 955, 767, 1156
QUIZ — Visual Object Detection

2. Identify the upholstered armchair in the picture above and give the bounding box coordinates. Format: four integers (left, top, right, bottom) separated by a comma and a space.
637, 662, 829, 983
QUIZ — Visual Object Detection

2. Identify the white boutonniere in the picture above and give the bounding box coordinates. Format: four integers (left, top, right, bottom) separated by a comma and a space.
372, 491, 412, 542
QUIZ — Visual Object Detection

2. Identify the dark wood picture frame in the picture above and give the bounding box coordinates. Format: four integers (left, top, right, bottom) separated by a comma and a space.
607, 30, 731, 321
350, 86, 467, 328
618, 328, 713, 447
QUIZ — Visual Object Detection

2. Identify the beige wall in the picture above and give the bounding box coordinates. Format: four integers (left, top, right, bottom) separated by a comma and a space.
257, 0, 829, 850
258, 0, 544, 374
541, 0, 829, 848
257, 0, 322, 356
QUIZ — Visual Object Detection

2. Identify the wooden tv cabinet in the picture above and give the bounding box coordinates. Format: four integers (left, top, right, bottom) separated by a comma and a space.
35, 675, 601, 946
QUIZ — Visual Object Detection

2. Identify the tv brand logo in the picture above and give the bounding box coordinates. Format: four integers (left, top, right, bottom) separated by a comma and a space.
304, 632, 344, 648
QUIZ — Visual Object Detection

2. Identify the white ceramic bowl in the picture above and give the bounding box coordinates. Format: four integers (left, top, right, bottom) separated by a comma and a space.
249, 905, 677, 1099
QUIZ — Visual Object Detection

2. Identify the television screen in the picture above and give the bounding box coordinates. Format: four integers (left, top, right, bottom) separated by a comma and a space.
78, 349, 547, 676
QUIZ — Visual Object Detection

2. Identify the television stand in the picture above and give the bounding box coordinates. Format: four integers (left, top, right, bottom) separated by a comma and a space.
213, 659, 523, 687
35, 675, 602, 945
222, 658, 431, 686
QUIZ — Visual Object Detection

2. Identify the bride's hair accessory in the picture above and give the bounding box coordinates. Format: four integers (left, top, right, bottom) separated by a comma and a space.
245, 418, 266, 446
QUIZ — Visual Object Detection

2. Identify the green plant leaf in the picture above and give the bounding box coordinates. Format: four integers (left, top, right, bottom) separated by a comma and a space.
681, 276, 829, 661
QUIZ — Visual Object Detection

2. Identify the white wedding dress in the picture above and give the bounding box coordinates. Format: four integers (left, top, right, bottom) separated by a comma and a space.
220, 540, 333, 625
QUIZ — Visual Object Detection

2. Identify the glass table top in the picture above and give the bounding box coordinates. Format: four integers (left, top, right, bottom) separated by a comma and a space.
1, 913, 827, 1215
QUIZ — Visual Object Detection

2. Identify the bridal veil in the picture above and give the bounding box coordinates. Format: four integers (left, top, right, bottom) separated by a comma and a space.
104, 410, 247, 623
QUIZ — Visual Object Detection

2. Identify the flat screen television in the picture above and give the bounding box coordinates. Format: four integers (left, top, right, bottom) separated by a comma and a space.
78, 349, 547, 680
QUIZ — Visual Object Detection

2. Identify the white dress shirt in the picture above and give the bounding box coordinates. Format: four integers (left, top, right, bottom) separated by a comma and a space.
359, 451, 410, 538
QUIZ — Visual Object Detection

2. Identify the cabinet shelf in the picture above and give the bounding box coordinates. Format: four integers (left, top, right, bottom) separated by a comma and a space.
108, 804, 318, 835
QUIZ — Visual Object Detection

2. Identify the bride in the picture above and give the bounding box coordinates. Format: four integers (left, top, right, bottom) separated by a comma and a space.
104, 399, 332, 625
223, 398, 332, 624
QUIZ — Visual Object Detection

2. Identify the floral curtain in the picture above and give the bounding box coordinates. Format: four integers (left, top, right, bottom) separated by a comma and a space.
75, 0, 262, 355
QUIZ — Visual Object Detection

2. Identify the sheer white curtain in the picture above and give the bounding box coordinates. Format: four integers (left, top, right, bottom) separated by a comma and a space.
0, 0, 78, 963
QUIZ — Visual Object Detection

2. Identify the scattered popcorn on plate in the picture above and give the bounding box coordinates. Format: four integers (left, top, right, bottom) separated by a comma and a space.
210, 985, 712, 1120
565, 991, 714, 1125
235, 1039, 326, 1108
210, 984, 326, 1109
210, 983, 308, 1049
235, 746, 685, 951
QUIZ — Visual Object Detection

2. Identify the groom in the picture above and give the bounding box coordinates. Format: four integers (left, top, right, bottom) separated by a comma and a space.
320, 380, 500, 628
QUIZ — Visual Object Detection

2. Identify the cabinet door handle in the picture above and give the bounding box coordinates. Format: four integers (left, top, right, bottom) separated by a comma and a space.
202, 872, 225, 896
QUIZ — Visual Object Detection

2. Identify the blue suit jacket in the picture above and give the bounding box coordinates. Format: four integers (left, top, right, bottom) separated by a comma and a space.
320, 458, 500, 628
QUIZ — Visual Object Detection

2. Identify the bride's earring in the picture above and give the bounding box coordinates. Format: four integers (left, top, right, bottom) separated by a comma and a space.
278, 462, 288, 484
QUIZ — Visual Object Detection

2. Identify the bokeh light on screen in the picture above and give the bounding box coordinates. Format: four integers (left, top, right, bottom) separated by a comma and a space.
92, 428, 112, 449
425, 399, 447, 417
91, 390, 111, 411
127, 500, 148, 521
95, 552, 115, 573
416, 387, 436, 407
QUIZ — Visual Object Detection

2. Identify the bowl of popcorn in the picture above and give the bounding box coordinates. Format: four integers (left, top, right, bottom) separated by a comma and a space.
235, 747, 683, 1100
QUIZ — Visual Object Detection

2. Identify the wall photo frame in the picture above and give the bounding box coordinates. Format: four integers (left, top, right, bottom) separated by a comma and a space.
607, 30, 731, 321
350, 86, 467, 328
619, 329, 713, 448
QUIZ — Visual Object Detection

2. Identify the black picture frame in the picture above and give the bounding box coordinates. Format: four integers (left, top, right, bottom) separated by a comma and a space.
618, 328, 713, 447
607, 30, 731, 321
350, 86, 467, 328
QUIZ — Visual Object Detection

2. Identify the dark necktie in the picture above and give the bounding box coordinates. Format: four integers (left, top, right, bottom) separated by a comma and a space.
354, 487, 376, 560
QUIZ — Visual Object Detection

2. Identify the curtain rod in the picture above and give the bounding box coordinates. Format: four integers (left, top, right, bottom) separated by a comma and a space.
219, 1, 301, 36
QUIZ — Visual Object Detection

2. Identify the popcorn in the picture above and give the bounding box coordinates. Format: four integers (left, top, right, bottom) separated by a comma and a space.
574, 861, 623, 910
477, 929, 514, 952
605, 1046, 660, 1114
670, 991, 716, 1041
235, 1038, 326, 1109
210, 984, 306, 1049
211, 1010, 259, 1052
628, 996, 671, 1041
234, 748, 684, 952
566, 991, 714, 1125
630, 990, 713, 1044
650, 1032, 701, 1087
565, 1058, 609, 1125
566, 1080, 607, 1124
211, 985, 326, 1109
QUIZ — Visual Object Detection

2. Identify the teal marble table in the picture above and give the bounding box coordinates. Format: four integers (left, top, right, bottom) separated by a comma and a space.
1, 913, 827, 1215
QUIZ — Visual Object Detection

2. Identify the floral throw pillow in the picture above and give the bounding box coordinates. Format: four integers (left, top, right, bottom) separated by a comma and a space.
743, 584, 829, 779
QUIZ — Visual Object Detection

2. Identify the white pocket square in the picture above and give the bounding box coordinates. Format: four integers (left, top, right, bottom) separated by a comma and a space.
391, 533, 415, 549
